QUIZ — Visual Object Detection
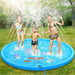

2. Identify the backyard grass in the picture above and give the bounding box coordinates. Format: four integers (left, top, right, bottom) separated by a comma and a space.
0, 26, 75, 75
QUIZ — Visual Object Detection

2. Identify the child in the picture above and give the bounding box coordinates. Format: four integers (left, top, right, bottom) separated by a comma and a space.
44, 15, 64, 55
14, 16, 25, 49
26, 27, 44, 55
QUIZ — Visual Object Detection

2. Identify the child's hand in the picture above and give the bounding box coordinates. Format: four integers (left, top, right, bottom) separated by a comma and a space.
23, 33, 25, 35
28, 34, 31, 36
59, 16, 63, 19
42, 31, 44, 35
25, 33, 31, 36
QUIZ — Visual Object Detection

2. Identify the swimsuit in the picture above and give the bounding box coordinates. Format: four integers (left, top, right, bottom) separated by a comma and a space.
49, 24, 56, 28
16, 24, 23, 35
49, 24, 59, 39
31, 40, 38, 46
17, 31, 24, 35
49, 33, 59, 39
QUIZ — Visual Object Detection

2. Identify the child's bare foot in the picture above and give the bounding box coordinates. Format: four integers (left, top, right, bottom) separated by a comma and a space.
50, 59, 54, 62
21, 45, 24, 48
57, 50, 62, 54
58, 51, 60, 54
57, 51, 62, 56
37, 50, 40, 56
32, 53, 36, 56
17, 46, 19, 50
47, 52, 52, 55
13, 46, 19, 51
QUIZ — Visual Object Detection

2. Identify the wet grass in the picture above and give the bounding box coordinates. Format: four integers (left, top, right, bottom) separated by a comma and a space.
0, 26, 75, 75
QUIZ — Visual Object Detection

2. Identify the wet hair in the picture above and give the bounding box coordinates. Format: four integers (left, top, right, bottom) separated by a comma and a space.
17, 15, 22, 19
33, 27, 36, 29
32, 27, 38, 32
48, 15, 53, 17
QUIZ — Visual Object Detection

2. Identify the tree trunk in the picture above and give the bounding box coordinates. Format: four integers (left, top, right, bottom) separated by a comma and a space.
72, 5, 75, 27
68, 0, 75, 27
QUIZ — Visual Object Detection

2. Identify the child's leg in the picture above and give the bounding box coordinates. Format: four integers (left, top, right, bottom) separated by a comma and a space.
56, 36, 61, 54
21, 33, 24, 48
32, 45, 35, 54
17, 34, 20, 48
49, 39, 53, 54
34, 45, 39, 51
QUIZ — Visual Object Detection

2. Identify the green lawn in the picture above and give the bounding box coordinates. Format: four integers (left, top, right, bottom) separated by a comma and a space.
0, 26, 75, 75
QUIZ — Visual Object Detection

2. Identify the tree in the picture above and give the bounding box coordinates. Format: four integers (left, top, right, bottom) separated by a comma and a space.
68, 0, 75, 27
40, 0, 72, 26
0, 0, 10, 28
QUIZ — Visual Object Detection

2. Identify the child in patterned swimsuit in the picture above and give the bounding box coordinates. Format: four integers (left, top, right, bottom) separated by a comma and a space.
44, 15, 64, 55
14, 16, 25, 49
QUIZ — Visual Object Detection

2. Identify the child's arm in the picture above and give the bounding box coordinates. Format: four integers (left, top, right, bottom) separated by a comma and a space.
25, 32, 32, 36
44, 31, 50, 33
37, 32, 44, 38
14, 24, 16, 35
44, 23, 50, 33
55, 16, 64, 25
